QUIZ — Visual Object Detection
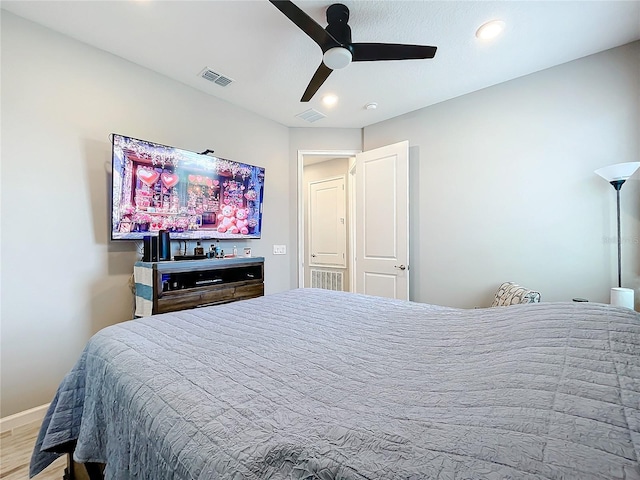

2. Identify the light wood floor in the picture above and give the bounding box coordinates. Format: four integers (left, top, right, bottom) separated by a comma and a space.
1, 420, 66, 480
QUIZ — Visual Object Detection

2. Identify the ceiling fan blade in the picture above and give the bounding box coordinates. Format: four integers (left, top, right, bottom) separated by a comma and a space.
301, 63, 333, 102
269, 0, 339, 50
351, 43, 437, 62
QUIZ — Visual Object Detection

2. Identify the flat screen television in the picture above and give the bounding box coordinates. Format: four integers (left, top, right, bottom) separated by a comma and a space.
111, 134, 265, 241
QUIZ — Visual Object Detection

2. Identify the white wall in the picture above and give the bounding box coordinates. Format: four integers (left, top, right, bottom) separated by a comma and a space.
364, 42, 640, 309
0, 13, 292, 416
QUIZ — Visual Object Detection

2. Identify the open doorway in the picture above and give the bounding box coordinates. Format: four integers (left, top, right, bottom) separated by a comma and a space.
298, 142, 410, 299
297, 150, 359, 291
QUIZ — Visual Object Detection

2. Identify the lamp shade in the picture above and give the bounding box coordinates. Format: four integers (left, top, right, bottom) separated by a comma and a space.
595, 162, 640, 182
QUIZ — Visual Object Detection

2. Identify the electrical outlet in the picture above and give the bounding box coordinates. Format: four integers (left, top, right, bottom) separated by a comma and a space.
273, 245, 286, 255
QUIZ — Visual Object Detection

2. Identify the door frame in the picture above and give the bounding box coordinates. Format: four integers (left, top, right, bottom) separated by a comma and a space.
297, 149, 361, 288
348, 158, 357, 293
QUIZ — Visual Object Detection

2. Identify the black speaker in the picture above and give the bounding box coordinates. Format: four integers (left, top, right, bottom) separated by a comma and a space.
143, 235, 158, 262
158, 230, 171, 261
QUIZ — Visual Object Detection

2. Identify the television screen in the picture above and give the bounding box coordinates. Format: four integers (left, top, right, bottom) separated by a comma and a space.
111, 134, 264, 241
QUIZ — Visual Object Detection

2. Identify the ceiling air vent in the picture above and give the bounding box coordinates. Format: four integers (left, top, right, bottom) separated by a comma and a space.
296, 108, 326, 123
199, 67, 234, 87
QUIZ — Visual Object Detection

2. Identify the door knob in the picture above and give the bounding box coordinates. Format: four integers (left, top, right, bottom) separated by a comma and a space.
395, 264, 406, 270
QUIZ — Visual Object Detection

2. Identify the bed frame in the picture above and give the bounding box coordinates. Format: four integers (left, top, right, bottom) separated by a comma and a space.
62, 449, 104, 480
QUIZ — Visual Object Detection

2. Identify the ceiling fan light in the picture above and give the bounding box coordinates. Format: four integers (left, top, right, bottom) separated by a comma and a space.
323, 47, 352, 70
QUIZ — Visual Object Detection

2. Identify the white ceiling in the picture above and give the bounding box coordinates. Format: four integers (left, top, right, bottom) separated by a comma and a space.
2, 1, 639, 128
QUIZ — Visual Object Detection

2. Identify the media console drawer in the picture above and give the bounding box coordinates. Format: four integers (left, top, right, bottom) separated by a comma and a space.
134, 257, 264, 316
157, 283, 264, 314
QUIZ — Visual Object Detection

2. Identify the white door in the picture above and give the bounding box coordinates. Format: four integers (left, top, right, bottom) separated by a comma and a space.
355, 141, 409, 299
309, 177, 346, 267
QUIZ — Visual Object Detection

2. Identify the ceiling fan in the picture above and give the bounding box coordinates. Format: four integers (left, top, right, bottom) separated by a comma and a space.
269, 0, 438, 102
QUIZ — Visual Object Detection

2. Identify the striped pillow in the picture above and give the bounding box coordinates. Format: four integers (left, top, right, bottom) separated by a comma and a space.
491, 282, 541, 307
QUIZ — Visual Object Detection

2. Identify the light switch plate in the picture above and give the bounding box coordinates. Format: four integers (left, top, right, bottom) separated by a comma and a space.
273, 245, 286, 255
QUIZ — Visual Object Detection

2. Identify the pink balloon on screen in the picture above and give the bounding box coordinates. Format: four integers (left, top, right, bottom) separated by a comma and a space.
161, 173, 179, 189
137, 168, 160, 186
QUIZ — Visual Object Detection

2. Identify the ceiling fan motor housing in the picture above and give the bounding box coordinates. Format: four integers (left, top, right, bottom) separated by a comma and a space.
325, 4, 351, 45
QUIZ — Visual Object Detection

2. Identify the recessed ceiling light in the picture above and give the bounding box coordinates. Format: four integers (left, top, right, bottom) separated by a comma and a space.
322, 94, 338, 106
476, 20, 505, 40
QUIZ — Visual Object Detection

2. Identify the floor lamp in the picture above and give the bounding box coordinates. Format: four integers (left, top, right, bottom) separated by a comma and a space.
595, 162, 640, 309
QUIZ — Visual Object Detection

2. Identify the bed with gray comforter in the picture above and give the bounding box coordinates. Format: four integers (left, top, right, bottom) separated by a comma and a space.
31, 288, 640, 479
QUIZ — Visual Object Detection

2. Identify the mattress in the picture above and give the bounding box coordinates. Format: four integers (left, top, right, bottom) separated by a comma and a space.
31, 288, 640, 479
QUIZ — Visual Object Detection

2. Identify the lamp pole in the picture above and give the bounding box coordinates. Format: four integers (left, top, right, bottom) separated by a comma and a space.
611, 180, 625, 288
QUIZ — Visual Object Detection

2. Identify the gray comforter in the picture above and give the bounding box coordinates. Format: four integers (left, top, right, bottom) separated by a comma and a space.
31, 288, 640, 479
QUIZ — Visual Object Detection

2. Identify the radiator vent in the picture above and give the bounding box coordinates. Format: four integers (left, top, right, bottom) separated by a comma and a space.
296, 108, 326, 123
311, 269, 343, 291
199, 67, 234, 87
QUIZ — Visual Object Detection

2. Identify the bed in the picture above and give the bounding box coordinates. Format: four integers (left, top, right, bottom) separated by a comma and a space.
30, 288, 640, 479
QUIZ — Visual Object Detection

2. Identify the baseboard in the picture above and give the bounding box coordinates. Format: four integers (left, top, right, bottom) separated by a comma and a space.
0, 403, 49, 434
